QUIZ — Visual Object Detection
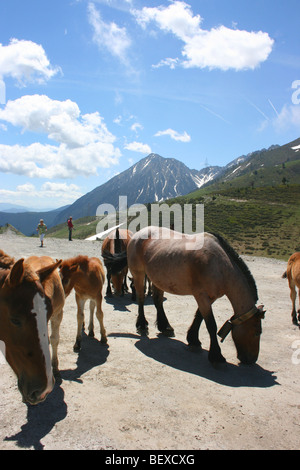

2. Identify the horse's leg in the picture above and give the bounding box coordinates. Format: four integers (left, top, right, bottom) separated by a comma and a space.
106, 271, 113, 297
194, 294, 226, 364
131, 279, 136, 301
95, 294, 107, 344
133, 273, 148, 335
152, 284, 174, 337
289, 282, 298, 325
123, 268, 129, 294
74, 295, 86, 352
186, 308, 203, 349
298, 287, 300, 323
50, 309, 63, 377
88, 300, 95, 337
147, 278, 152, 296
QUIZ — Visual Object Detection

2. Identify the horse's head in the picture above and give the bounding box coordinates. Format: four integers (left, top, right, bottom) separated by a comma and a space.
0, 258, 61, 405
111, 271, 125, 296
59, 261, 78, 297
218, 306, 265, 365
231, 306, 265, 364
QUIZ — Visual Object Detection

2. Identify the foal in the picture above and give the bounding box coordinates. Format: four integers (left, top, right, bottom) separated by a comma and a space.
282, 252, 300, 325
59, 255, 107, 351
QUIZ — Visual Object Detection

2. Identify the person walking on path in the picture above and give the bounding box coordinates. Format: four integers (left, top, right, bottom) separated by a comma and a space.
36, 219, 47, 247
67, 216, 74, 241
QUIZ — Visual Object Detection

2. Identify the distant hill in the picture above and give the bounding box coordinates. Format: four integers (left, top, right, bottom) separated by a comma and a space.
0, 205, 70, 236
1, 137, 299, 240
165, 137, 300, 260
208, 136, 300, 189
53, 153, 222, 225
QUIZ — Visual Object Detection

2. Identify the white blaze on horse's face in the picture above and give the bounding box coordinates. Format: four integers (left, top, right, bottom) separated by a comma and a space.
31, 293, 54, 399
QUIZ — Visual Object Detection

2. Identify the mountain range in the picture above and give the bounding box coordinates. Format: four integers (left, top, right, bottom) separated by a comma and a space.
0, 136, 299, 236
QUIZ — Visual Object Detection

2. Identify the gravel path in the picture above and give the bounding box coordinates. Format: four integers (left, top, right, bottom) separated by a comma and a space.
0, 232, 299, 450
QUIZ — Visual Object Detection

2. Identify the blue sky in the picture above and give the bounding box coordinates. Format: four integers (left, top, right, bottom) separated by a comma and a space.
0, 0, 299, 210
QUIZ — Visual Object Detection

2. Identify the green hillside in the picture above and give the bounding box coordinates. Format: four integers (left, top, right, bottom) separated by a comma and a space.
167, 184, 300, 260
47, 216, 99, 239
4, 137, 298, 262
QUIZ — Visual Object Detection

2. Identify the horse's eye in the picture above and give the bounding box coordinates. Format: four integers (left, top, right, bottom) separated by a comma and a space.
10, 317, 22, 328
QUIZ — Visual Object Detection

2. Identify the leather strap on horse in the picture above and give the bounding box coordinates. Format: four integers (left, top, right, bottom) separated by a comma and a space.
217, 305, 265, 343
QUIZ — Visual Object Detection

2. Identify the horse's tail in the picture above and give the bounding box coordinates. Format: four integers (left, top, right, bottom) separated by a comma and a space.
114, 228, 122, 254
282, 271, 287, 279
102, 250, 128, 275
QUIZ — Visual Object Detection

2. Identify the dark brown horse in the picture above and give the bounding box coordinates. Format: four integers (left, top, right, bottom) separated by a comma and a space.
59, 255, 107, 351
102, 228, 132, 296
282, 252, 300, 325
0, 250, 64, 405
103, 226, 265, 365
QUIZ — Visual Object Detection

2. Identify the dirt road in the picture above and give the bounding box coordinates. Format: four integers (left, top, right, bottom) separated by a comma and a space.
0, 232, 299, 450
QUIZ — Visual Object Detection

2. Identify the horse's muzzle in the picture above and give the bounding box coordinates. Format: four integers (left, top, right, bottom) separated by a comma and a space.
238, 352, 258, 365
18, 375, 54, 405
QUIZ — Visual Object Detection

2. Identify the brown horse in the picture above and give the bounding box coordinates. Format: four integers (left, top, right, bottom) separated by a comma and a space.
282, 252, 300, 325
104, 226, 265, 365
59, 255, 107, 351
0, 250, 64, 405
102, 228, 132, 296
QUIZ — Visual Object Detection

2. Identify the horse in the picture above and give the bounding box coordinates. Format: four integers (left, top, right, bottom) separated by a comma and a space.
103, 226, 265, 365
59, 255, 107, 352
282, 252, 300, 325
101, 228, 132, 297
0, 250, 64, 405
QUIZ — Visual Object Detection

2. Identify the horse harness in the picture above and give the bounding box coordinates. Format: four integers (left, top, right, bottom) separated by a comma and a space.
218, 305, 265, 343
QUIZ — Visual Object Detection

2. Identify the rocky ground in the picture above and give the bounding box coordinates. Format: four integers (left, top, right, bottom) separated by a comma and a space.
0, 231, 299, 450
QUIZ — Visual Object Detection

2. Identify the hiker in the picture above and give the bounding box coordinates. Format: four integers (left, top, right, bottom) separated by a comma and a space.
67, 216, 74, 241
36, 219, 47, 247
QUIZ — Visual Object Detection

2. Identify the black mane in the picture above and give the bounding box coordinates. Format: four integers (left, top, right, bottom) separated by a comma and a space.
211, 233, 258, 303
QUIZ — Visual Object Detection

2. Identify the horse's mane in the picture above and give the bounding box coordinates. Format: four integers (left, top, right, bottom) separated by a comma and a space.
0, 249, 15, 269
211, 233, 258, 302
61, 255, 89, 272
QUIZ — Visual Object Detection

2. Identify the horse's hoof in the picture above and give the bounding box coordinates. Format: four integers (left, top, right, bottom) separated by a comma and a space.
101, 337, 108, 344
188, 343, 202, 353
162, 327, 175, 337
88, 331, 95, 338
208, 352, 226, 365
53, 369, 61, 379
137, 326, 149, 336
73, 344, 81, 353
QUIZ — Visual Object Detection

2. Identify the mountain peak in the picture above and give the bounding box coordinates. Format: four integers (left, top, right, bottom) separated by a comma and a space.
51, 152, 221, 224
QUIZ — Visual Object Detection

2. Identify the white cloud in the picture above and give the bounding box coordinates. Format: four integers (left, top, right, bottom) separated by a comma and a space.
124, 141, 151, 154
152, 58, 179, 69
88, 2, 132, 65
0, 182, 82, 207
0, 38, 60, 85
272, 104, 300, 131
133, 1, 274, 71
131, 122, 143, 133
0, 94, 121, 178
155, 128, 191, 142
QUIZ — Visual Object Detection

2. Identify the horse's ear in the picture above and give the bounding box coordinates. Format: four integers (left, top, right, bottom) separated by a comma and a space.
9, 258, 25, 286
38, 259, 62, 283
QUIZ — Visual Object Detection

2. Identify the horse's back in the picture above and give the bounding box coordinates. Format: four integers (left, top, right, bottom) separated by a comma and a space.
287, 252, 300, 287
102, 229, 132, 255
127, 228, 224, 295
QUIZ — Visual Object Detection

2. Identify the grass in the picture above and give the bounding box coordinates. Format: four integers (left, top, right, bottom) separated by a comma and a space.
47, 216, 99, 239
2, 185, 299, 261
164, 184, 300, 260
0, 223, 24, 236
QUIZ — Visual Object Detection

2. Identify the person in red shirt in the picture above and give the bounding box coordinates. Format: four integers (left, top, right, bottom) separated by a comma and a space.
67, 216, 74, 241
